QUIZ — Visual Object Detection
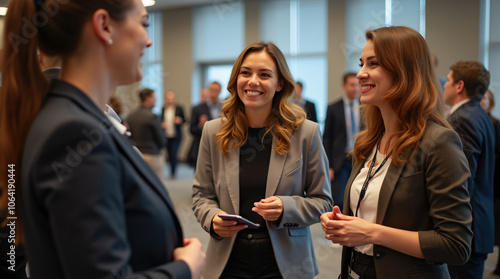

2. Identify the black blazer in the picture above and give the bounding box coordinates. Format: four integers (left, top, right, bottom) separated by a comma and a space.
21, 80, 190, 279
127, 106, 166, 155
340, 124, 472, 279
161, 105, 186, 140
303, 100, 318, 123
323, 99, 348, 172
189, 103, 214, 164
448, 100, 495, 254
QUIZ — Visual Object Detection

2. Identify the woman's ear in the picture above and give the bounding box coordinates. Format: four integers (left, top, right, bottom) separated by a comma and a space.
276, 80, 284, 92
91, 9, 114, 46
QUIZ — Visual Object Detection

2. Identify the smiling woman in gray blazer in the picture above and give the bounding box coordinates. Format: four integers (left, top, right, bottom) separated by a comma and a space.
192, 41, 332, 279
321, 26, 472, 279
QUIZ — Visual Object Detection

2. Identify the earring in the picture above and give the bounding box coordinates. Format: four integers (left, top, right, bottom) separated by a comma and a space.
108, 39, 113, 45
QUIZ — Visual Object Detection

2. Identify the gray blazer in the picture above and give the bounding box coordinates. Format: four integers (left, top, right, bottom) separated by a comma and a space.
340, 123, 473, 279
192, 119, 333, 279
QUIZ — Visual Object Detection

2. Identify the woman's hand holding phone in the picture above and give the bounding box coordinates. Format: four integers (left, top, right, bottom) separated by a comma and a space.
212, 211, 248, 237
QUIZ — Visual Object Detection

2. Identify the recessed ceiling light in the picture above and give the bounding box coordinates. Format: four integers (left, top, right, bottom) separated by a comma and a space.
0, 7, 7, 16
142, 0, 155, 7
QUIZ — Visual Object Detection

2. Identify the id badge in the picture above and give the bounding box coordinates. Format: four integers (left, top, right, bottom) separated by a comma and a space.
348, 269, 360, 279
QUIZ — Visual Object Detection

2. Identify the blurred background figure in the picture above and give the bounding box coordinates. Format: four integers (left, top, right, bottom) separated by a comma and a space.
445, 60, 494, 279
162, 90, 186, 179
481, 89, 500, 276
293, 81, 317, 122
128, 88, 166, 179
200, 87, 209, 104
323, 72, 362, 211
189, 82, 222, 168
432, 54, 447, 89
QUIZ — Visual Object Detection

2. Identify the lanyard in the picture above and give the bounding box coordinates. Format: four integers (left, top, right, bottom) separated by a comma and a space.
354, 137, 391, 217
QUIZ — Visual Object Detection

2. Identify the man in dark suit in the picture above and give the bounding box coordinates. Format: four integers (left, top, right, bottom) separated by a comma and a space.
161, 90, 186, 179
445, 61, 495, 279
189, 82, 222, 167
323, 72, 361, 211
294, 81, 317, 122
128, 88, 166, 179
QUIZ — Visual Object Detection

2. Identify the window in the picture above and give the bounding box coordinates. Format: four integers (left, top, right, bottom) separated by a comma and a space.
141, 11, 163, 114
192, 1, 245, 104
260, 0, 328, 126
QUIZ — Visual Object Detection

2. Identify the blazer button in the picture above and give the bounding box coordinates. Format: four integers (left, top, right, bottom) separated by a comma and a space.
247, 234, 253, 239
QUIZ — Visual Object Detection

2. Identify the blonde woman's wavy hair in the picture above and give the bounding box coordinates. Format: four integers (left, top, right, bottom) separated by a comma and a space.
216, 41, 306, 156
353, 26, 450, 165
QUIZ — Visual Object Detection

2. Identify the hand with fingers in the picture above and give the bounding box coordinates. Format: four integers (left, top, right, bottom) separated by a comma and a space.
320, 206, 376, 247
251, 196, 283, 221
212, 211, 248, 237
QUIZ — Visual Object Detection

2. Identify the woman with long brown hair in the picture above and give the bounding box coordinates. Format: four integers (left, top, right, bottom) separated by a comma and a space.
321, 26, 473, 279
0, 0, 205, 278
192, 41, 332, 279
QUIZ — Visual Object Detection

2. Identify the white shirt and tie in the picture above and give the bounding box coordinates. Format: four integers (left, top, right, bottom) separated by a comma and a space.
343, 97, 360, 152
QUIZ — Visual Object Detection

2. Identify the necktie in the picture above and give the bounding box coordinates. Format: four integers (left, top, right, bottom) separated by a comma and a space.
350, 101, 356, 137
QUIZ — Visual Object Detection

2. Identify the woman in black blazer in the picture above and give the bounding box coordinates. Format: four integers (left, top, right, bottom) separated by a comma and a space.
321, 26, 472, 279
0, 0, 205, 278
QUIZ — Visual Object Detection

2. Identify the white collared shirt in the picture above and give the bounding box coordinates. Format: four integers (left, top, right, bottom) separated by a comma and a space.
343, 97, 360, 152
350, 145, 392, 256
448, 98, 470, 116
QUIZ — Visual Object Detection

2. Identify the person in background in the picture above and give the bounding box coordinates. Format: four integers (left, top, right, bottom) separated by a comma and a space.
321, 26, 472, 279
128, 89, 166, 179
432, 54, 447, 89
200, 87, 209, 104
444, 61, 494, 279
481, 89, 500, 277
192, 41, 332, 279
323, 72, 362, 211
189, 82, 222, 168
162, 90, 185, 179
293, 81, 317, 122
0, 0, 205, 278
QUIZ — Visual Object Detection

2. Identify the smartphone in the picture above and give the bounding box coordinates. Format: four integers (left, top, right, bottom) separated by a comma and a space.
218, 214, 261, 229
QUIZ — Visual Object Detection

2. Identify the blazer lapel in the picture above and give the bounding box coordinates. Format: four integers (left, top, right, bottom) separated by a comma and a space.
376, 157, 408, 224
344, 159, 363, 215
266, 138, 287, 197
224, 142, 241, 214
49, 80, 176, 212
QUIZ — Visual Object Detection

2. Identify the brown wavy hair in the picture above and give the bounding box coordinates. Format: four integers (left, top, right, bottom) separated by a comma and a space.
353, 26, 449, 165
0, 0, 134, 243
216, 41, 306, 156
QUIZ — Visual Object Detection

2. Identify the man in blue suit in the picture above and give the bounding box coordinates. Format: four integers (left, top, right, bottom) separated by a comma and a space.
445, 61, 495, 279
323, 72, 362, 211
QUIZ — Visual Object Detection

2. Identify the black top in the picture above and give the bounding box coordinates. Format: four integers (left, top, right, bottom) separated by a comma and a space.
239, 127, 273, 233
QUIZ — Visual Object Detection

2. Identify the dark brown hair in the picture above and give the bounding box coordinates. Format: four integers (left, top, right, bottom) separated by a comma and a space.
353, 26, 449, 165
450, 61, 490, 101
342, 72, 357, 85
0, 0, 134, 243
